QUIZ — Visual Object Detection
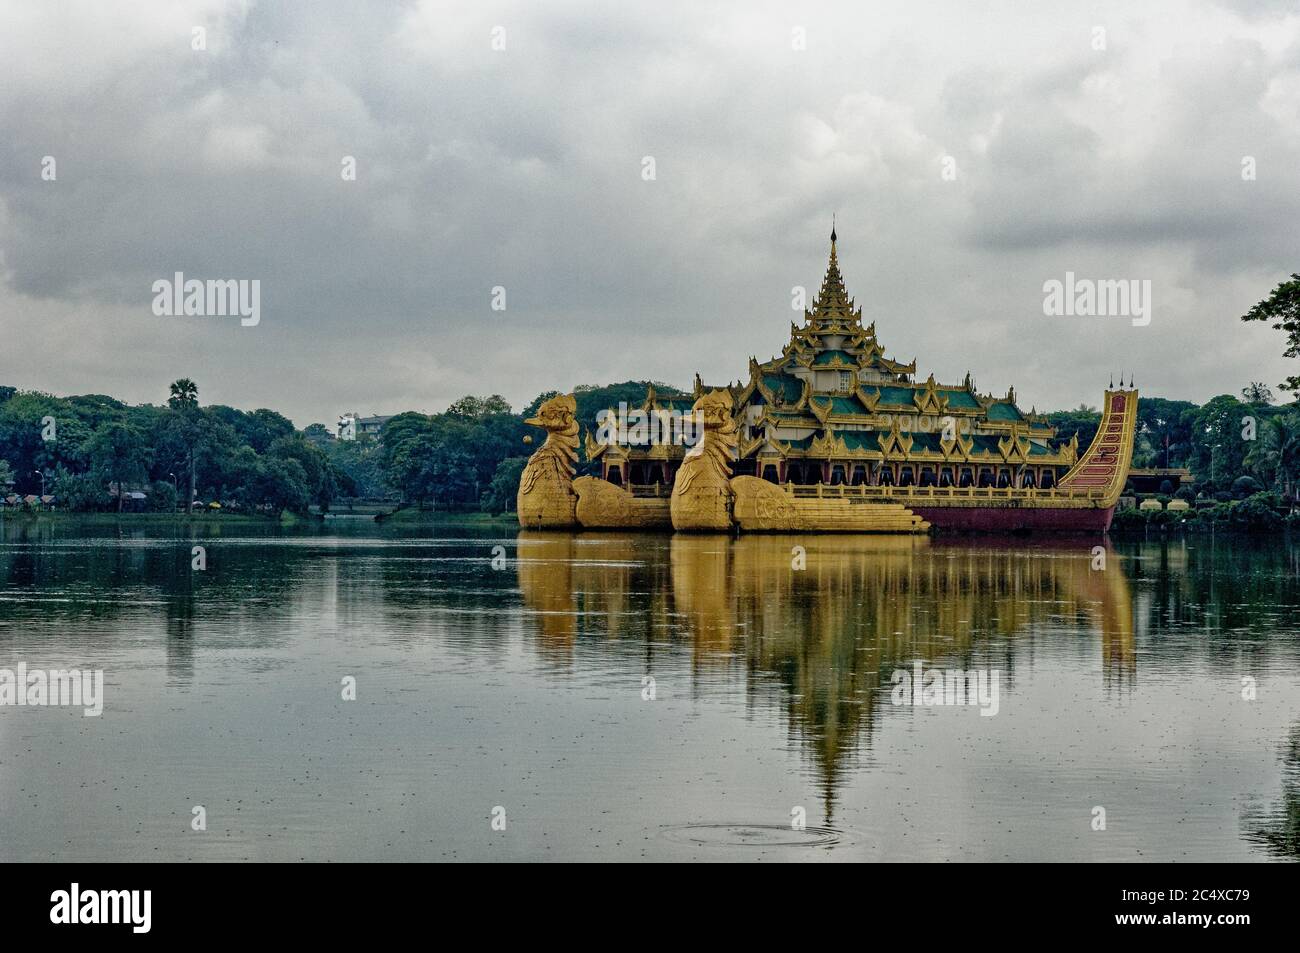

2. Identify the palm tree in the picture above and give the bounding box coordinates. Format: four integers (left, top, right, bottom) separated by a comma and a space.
167, 379, 201, 509
1245, 414, 1300, 506
168, 378, 198, 409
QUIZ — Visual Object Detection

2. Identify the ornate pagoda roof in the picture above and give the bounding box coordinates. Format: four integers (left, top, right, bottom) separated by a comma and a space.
612, 225, 1074, 470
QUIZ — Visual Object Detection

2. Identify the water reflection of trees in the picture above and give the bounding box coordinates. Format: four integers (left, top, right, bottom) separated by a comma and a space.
1122, 537, 1300, 660
0, 521, 315, 683
1241, 722, 1300, 859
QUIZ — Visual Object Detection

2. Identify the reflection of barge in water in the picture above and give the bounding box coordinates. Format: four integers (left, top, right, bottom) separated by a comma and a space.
517, 228, 1136, 534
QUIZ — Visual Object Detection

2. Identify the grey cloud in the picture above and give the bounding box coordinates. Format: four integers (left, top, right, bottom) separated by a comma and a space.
1, 0, 1297, 426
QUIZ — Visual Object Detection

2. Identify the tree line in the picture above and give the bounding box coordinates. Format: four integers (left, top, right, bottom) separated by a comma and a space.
0, 379, 349, 516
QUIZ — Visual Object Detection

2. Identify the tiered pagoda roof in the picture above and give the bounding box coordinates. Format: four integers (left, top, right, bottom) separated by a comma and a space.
708, 227, 1072, 468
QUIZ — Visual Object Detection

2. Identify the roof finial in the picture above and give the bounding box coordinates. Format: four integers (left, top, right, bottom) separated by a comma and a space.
1110, 373, 1114, 388
830, 213, 837, 245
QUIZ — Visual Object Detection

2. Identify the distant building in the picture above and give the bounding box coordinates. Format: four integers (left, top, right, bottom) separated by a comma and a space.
358, 415, 392, 438
338, 413, 394, 441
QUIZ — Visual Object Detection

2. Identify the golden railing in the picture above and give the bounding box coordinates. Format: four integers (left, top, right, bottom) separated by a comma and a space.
780, 483, 1109, 503
622, 481, 1109, 503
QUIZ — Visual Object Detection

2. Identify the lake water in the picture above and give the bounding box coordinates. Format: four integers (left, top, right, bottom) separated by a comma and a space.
1, 518, 1297, 862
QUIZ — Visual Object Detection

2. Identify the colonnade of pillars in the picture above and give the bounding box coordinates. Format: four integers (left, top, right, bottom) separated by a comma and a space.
760, 460, 1056, 490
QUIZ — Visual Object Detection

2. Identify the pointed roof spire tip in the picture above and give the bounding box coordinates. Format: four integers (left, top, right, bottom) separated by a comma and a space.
830, 213, 837, 244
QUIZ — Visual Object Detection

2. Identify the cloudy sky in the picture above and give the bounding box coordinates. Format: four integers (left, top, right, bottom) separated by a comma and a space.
2, 0, 1298, 427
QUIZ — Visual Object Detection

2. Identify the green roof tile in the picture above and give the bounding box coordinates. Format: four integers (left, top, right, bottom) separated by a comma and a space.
811, 349, 857, 366
761, 374, 804, 403
939, 389, 981, 409
986, 402, 1023, 421
875, 386, 916, 406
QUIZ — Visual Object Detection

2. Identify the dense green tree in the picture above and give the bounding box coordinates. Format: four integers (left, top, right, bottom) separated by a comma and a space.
256, 458, 311, 517
322, 437, 388, 500
386, 429, 447, 507
446, 394, 512, 418
50, 468, 105, 511
149, 479, 178, 513
0, 392, 92, 494
1046, 404, 1100, 454
1186, 394, 1251, 489
87, 422, 148, 512
1245, 413, 1300, 503
67, 394, 128, 431
1242, 381, 1275, 405
482, 457, 527, 513
1134, 397, 1197, 469
1241, 273, 1300, 396
301, 423, 332, 445
378, 398, 530, 510
207, 406, 295, 454
267, 435, 343, 511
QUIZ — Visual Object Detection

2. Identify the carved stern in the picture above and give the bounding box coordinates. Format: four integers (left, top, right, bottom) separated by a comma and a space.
670, 389, 737, 532
517, 394, 579, 529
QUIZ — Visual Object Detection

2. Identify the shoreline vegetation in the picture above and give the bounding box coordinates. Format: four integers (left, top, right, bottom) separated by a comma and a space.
1, 376, 1298, 534
0, 508, 518, 526
1111, 492, 1298, 534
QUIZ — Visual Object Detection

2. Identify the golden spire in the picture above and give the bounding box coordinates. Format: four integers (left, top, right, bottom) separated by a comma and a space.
809, 220, 858, 329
